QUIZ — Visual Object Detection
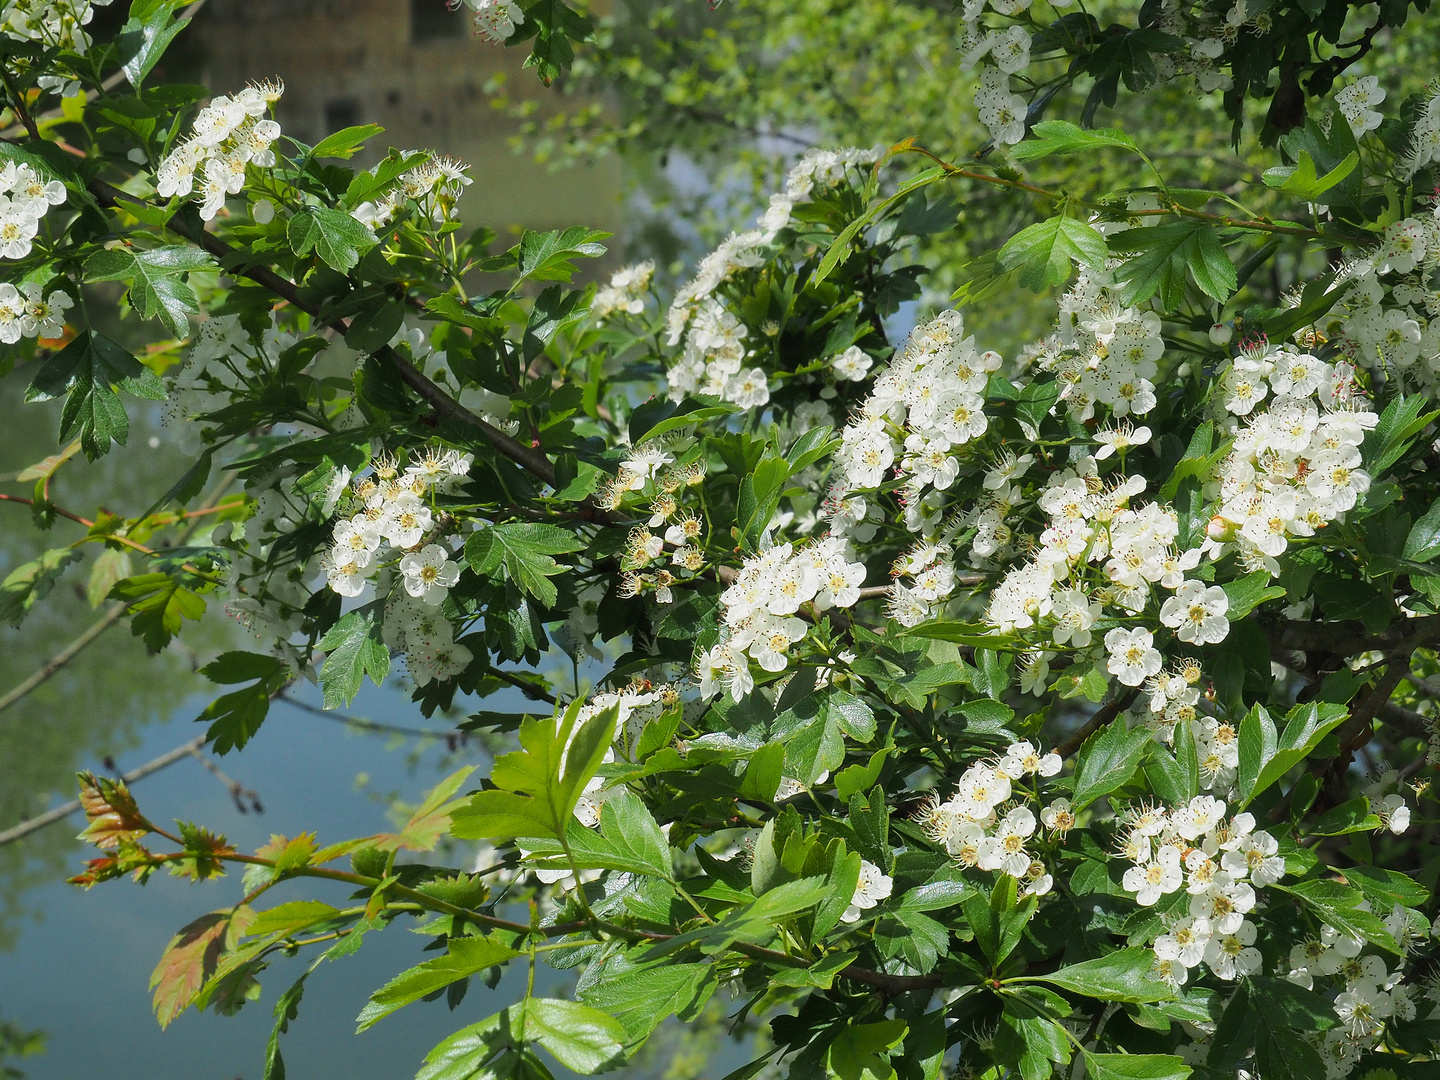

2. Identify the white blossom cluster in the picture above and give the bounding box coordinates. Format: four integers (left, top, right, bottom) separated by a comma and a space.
0, 159, 68, 260
1204, 343, 1379, 575
1136, 660, 1249, 796
0, 279, 70, 343
1401, 81, 1440, 177
1110, 797, 1284, 987
351, 153, 473, 229
1287, 882, 1430, 1079
920, 740, 1067, 898
591, 261, 655, 321
755, 146, 883, 235
454, 0, 525, 44
1323, 199, 1440, 389
1038, 276, 1166, 424
957, 0, 1313, 150
599, 444, 710, 607
156, 81, 284, 221
380, 591, 473, 687
664, 147, 878, 409
697, 537, 869, 701
1335, 75, 1387, 136
321, 448, 471, 602
832, 310, 1001, 497
166, 314, 321, 451
1, 0, 111, 56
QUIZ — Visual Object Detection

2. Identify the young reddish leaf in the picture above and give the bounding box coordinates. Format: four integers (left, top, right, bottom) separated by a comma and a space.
374, 766, 476, 852
150, 906, 255, 1029
76, 772, 151, 850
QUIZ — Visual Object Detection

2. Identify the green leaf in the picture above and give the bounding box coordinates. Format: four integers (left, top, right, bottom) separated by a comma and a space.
1010, 120, 1138, 161
108, 572, 206, 652
415, 1011, 511, 1080
523, 998, 626, 1073
1261, 149, 1359, 201
85, 246, 217, 339
828, 1019, 908, 1080
465, 523, 583, 608
1276, 879, 1399, 953
451, 701, 617, 841
515, 225, 610, 283
1019, 947, 1175, 1003
1342, 866, 1429, 908
318, 610, 390, 709
1365, 395, 1440, 477
521, 790, 673, 880
1238, 701, 1348, 808
1403, 499, 1440, 563
998, 215, 1108, 292
312, 124, 385, 159
814, 167, 944, 286
1081, 1052, 1190, 1080
1234, 703, 1277, 807
0, 547, 82, 627
356, 936, 518, 1031
961, 875, 1035, 967
1072, 720, 1152, 810
117, 2, 190, 88
195, 652, 288, 754
1221, 569, 1286, 621
1309, 796, 1382, 835
1209, 978, 1333, 1080
1108, 221, 1236, 310
262, 969, 310, 1080
287, 207, 379, 272
577, 957, 715, 1045
1145, 718, 1198, 803
26, 332, 167, 459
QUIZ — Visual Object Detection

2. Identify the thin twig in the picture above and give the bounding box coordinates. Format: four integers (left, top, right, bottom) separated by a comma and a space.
0, 736, 204, 846
277, 692, 462, 739
0, 472, 238, 717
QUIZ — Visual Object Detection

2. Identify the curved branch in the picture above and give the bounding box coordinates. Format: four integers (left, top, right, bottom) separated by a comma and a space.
87, 179, 565, 492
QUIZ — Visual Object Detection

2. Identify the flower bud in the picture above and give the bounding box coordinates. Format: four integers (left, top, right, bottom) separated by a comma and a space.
1209, 322, 1233, 345
1206, 515, 1235, 541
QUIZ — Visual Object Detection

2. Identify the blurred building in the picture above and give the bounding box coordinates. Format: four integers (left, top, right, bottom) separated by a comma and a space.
193, 0, 622, 235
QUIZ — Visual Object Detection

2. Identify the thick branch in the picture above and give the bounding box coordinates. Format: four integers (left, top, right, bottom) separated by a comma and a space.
87, 179, 563, 490
1056, 689, 1140, 759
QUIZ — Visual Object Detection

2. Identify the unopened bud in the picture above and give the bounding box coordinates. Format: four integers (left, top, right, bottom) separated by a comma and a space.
1207, 515, 1235, 542
1209, 322, 1233, 346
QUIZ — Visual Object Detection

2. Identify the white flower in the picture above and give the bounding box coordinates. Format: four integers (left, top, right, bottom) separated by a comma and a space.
725, 367, 771, 409
1095, 423, 1152, 460
1040, 798, 1075, 835
841, 859, 893, 922
832, 345, 873, 381
1160, 580, 1230, 645
382, 492, 433, 548
1155, 915, 1212, 968
978, 805, 1037, 877
1204, 919, 1263, 980
1336, 75, 1386, 136
407, 638, 473, 687
400, 544, 462, 605
1377, 793, 1411, 834
1334, 983, 1392, 1038
464, 0, 525, 42
1123, 846, 1183, 906
1105, 626, 1163, 686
